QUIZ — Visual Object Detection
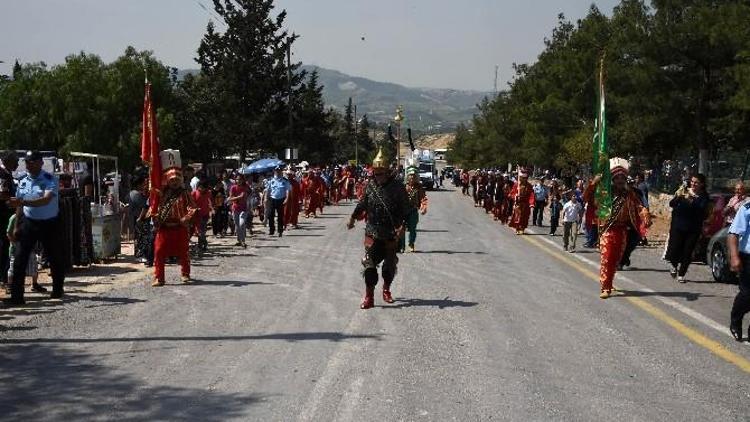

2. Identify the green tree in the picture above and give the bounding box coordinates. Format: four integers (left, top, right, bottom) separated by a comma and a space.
196, 0, 303, 162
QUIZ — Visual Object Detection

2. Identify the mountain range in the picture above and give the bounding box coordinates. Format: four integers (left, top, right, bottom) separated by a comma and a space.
178, 66, 489, 131
301, 65, 488, 130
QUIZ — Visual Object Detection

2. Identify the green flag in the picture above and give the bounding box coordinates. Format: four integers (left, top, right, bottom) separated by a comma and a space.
593, 57, 612, 220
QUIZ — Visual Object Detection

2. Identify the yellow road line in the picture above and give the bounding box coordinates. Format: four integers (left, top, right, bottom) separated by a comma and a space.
522, 234, 750, 374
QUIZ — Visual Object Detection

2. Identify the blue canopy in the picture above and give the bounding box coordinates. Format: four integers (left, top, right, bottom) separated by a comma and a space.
241, 158, 285, 175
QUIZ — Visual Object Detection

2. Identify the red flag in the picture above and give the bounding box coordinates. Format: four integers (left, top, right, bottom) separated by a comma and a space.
141, 83, 162, 214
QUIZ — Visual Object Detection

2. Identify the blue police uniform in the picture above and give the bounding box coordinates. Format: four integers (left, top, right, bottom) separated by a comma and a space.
729, 200, 750, 339
268, 176, 291, 200
17, 170, 59, 220
9, 170, 65, 302
267, 175, 290, 236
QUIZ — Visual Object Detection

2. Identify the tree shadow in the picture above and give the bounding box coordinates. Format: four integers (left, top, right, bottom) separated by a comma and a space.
386, 297, 479, 309
0, 325, 37, 332
181, 280, 274, 287
2, 331, 383, 345
416, 250, 487, 255
0, 344, 262, 421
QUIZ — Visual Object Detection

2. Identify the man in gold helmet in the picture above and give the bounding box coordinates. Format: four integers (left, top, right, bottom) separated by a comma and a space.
348, 148, 409, 309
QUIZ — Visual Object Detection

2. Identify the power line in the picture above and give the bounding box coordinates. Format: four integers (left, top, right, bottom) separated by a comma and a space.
193, 0, 228, 28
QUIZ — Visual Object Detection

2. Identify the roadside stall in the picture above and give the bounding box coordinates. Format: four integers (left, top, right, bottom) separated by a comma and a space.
69, 152, 121, 261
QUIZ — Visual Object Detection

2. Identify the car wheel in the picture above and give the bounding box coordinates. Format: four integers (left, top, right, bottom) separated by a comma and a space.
710, 245, 728, 283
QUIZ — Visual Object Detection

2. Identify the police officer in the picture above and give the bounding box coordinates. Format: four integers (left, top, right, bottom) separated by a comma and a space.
729, 196, 750, 341
3, 151, 65, 306
267, 166, 291, 237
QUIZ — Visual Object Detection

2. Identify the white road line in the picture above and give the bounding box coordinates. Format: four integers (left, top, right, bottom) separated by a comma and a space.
527, 228, 747, 346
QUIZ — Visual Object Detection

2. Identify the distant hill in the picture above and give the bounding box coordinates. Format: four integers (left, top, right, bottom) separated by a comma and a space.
177, 66, 488, 131
302, 65, 487, 131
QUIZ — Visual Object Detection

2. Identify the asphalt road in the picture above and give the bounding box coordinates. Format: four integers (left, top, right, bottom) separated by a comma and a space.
1, 187, 749, 421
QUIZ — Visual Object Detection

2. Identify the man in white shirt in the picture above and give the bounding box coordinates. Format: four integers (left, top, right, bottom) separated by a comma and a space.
562, 192, 583, 252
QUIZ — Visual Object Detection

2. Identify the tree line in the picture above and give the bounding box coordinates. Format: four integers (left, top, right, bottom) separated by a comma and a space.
449, 0, 750, 172
0, 0, 376, 171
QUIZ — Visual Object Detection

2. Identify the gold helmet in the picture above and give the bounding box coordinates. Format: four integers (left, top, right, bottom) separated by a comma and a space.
372, 147, 389, 169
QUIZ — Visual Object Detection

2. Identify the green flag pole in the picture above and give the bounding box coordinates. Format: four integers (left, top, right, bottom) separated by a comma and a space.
594, 53, 612, 220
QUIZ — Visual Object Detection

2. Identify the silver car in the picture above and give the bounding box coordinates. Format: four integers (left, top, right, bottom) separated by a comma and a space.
706, 226, 738, 283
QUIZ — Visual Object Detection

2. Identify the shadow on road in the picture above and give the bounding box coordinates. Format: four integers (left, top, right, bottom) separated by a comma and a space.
182, 280, 273, 287
417, 250, 487, 255
387, 297, 479, 309
1, 331, 382, 344
416, 229, 450, 233
615, 289, 719, 302
0, 344, 261, 421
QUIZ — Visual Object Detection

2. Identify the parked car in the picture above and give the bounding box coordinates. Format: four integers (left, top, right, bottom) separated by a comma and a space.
706, 226, 738, 283
693, 193, 730, 263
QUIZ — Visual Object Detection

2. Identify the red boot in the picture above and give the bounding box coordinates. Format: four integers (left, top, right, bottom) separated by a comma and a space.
360, 286, 375, 309
382, 282, 394, 304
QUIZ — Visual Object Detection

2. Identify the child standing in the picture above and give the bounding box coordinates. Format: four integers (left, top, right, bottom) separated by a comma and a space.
7, 214, 44, 293
562, 192, 583, 252
549, 195, 562, 236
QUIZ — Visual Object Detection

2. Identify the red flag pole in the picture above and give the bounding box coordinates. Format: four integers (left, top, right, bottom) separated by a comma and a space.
140, 81, 162, 215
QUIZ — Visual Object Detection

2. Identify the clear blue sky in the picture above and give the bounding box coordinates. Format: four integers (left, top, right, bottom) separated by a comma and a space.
1, 0, 620, 91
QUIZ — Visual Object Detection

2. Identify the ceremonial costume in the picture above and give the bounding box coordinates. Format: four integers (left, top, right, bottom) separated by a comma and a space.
399, 167, 428, 253
586, 158, 650, 298
302, 172, 324, 218
509, 172, 535, 234
349, 149, 409, 309
284, 170, 302, 229
152, 160, 197, 286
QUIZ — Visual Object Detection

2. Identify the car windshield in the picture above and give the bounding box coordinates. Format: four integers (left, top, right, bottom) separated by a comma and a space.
419, 164, 433, 172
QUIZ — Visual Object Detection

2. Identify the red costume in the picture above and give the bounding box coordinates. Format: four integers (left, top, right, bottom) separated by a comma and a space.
586, 158, 650, 297
284, 176, 302, 228
302, 173, 323, 217
509, 179, 535, 233
153, 183, 196, 284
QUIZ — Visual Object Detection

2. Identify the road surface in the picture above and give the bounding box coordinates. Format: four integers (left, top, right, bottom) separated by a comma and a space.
1, 187, 749, 421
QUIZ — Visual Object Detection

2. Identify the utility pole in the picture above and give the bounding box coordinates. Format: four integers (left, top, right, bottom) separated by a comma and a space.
494, 65, 499, 97
354, 104, 358, 166
287, 43, 293, 153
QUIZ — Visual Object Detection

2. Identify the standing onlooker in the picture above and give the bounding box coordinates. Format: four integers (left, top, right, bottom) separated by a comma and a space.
619, 177, 645, 269
532, 180, 548, 226
4, 151, 65, 305
728, 199, 750, 341
267, 166, 291, 237
665, 174, 710, 283
636, 173, 650, 210
129, 176, 148, 259
222, 172, 235, 236
130, 176, 153, 266
0, 151, 18, 290
548, 195, 562, 236
228, 174, 249, 248
191, 181, 213, 251
211, 181, 228, 236
724, 182, 747, 226
562, 192, 582, 252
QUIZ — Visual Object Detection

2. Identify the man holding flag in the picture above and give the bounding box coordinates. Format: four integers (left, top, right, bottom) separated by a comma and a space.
586, 57, 651, 299
141, 81, 196, 285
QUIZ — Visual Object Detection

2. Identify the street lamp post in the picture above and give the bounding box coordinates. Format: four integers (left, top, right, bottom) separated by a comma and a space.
394, 105, 404, 173
354, 104, 358, 166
